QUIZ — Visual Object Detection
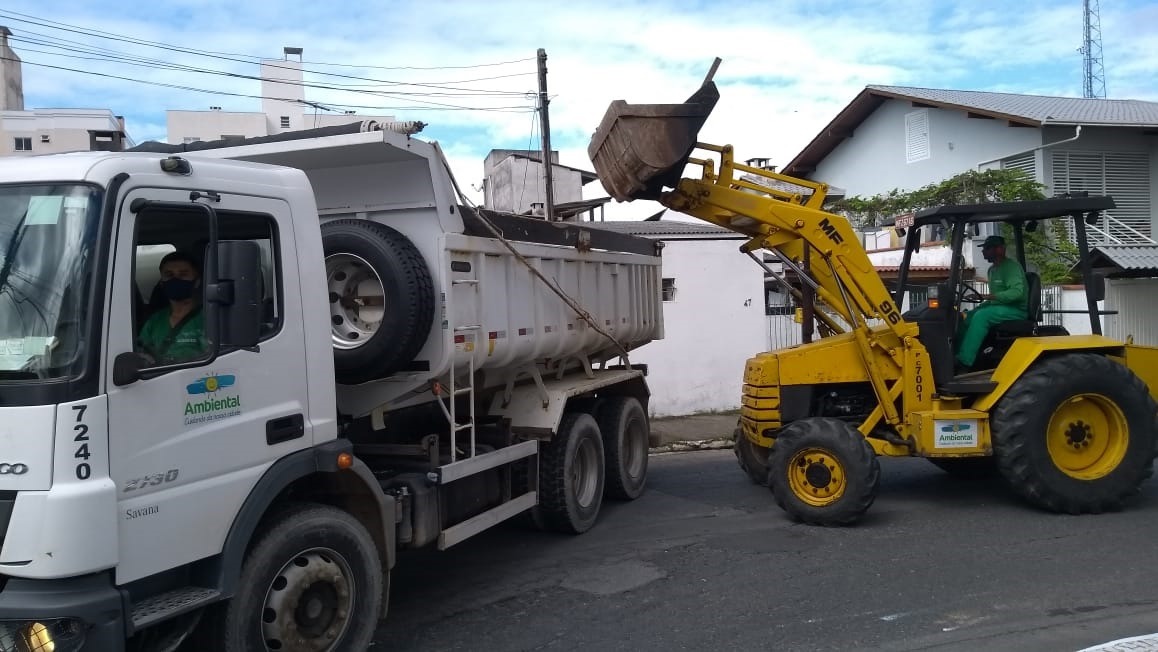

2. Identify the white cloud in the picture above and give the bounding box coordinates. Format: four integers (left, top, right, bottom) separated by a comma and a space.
2, 0, 1156, 219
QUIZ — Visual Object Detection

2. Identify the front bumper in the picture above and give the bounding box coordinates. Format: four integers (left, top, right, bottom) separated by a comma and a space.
0, 573, 124, 651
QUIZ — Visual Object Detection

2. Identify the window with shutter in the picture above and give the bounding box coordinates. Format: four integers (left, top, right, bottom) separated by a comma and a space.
1052, 150, 1151, 238
905, 110, 930, 164
1002, 152, 1036, 180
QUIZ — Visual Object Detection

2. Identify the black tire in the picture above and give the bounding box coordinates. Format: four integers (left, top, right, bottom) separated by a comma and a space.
767, 418, 880, 526
533, 412, 606, 534
734, 425, 770, 486
321, 219, 434, 384
192, 503, 384, 651
927, 457, 999, 480
596, 396, 650, 501
992, 353, 1157, 514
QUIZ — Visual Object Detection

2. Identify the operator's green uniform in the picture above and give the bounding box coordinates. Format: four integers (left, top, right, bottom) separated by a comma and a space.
138, 307, 207, 364
955, 257, 1027, 368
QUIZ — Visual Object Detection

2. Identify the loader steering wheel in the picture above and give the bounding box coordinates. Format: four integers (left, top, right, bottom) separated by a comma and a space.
957, 282, 985, 304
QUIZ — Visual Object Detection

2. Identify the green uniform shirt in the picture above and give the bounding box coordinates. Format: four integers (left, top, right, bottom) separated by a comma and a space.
985, 257, 1027, 308
139, 307, 207, 364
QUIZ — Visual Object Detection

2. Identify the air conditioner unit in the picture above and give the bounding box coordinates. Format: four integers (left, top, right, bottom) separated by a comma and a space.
40, 135, 51, 143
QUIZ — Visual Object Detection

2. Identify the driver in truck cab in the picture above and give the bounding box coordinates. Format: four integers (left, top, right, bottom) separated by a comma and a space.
137, 250, 208, 364
955, 235, 1027, 371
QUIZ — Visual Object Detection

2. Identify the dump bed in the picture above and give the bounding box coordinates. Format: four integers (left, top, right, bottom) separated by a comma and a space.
135, 125, 663, 416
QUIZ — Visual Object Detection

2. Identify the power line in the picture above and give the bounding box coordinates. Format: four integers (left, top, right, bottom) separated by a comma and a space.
1, 55, 536, 113
0, 11, 532, 89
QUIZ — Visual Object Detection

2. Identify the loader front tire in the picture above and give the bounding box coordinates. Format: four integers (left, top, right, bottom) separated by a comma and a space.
768, 418, 879, 526
992, 353, 1157, 514
734, 425, 770, 486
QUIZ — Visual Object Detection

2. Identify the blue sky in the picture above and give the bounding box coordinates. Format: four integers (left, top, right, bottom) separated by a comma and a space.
2, 0, 1156, 218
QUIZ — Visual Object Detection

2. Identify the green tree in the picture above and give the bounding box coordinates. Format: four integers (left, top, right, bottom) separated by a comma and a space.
831, 169, 1078, 284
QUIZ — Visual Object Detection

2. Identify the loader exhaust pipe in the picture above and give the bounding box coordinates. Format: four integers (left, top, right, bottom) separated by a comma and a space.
587, 58, 722, 202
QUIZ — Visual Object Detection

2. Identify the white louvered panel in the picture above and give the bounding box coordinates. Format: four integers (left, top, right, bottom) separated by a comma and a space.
1104, 278, 1158, 346
1052, 150, 1152, 240
905, 110, 930, 164
1002, 152, 1036, 180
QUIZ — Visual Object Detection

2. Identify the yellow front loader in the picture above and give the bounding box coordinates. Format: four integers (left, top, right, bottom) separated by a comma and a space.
588, 64, 1158, 525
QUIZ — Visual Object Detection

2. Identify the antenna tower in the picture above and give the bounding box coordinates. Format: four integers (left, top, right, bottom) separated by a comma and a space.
1081, 0, 1107, 98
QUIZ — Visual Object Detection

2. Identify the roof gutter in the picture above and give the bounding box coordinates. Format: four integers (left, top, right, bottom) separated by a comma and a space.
975, 124, 1083, 171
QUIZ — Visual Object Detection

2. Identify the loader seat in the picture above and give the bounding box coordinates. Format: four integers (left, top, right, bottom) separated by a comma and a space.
990, 272, 1041, 339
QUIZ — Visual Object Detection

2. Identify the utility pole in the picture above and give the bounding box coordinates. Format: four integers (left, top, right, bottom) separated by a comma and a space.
536, 48, 556, 221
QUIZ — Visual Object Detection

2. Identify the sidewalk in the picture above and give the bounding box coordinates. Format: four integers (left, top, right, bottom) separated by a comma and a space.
648, 412, 739, 452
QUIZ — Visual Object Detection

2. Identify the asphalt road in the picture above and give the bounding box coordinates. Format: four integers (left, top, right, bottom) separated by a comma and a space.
373, 450, 1158, 652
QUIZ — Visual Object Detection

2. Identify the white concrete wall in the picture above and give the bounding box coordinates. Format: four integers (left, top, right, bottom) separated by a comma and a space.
812, 98, 1043, 198
166, 111, 269, 143
628, 238, 765, 417
0, 109, 128, 155
485, 156, 583, 215
1104, 278, 1158, 345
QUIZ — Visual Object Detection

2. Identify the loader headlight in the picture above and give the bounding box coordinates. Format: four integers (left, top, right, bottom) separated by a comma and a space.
0, 619, 85, 652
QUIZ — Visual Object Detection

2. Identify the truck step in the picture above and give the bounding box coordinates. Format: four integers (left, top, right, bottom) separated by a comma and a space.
131, 586, 221, 630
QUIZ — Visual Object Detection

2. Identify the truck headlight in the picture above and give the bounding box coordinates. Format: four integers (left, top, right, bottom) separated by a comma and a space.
0, 619, 85, 652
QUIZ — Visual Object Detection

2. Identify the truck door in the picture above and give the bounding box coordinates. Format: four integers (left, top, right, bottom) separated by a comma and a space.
104, 188, 311, 585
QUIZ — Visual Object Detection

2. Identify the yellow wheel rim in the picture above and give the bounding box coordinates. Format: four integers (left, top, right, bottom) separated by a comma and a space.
1046, 393, 1129, 480
787, 447, 846, 507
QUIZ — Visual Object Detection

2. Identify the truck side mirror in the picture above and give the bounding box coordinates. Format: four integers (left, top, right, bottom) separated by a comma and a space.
211, 240, 263, 349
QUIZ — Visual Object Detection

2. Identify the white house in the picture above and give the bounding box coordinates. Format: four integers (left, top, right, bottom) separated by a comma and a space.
483, 149, 598, 217
166, 48, 397, 145
0, 27, 132, 156
586, 218, 767, 418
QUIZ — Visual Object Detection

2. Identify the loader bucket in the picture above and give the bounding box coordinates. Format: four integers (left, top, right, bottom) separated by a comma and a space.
587, 79, 720, 202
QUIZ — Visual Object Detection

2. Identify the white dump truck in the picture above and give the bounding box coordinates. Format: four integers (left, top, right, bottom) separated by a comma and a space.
0, 121, 662, 650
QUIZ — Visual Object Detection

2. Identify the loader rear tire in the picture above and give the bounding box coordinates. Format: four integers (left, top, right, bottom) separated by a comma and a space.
597, 396, 650, 501
321, 219, 434, 384
992, 353, 1157, 514
532, 412, 606, 534
734, 425, 770, 486
768, 418, 879, 526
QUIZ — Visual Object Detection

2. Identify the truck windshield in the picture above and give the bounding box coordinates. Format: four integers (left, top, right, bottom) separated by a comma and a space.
0, 184, 101, 380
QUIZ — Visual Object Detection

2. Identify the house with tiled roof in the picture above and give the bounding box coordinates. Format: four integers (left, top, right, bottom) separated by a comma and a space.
784, 85, 1158, 247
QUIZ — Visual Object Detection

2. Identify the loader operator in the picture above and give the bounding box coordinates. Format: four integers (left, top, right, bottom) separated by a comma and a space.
955, 235, 1027, 370
137, 250, 207, 365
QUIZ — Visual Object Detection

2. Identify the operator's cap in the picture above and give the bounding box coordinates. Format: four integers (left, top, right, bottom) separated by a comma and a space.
981, 235, 1006, 249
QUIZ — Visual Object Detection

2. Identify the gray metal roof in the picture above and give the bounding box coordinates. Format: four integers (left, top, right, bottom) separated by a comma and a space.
867, 85, 1158, 127
582, 219, 742, 239
1090, 245, 1158, 276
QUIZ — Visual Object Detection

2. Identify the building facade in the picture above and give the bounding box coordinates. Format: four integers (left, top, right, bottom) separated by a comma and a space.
166, 49, 395, 144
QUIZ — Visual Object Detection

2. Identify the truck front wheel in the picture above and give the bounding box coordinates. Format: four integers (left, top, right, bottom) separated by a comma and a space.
194, 503, 384, 651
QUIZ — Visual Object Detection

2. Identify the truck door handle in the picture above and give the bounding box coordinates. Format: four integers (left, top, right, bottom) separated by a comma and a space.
266, 414, 305, 445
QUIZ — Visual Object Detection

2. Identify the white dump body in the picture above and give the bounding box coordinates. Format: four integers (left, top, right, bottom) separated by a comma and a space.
188, 128, 663, 416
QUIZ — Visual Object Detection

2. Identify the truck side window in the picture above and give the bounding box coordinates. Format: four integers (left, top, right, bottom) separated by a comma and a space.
132, 208, 211, 367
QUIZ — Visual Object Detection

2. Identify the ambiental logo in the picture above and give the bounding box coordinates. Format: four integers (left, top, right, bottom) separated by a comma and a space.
184, 372, 242, 426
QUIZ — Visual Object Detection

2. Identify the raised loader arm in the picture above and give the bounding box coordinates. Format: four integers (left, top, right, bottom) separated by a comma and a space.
588, 77, 917, 427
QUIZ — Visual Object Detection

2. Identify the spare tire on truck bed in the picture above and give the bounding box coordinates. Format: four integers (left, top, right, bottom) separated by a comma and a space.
321, 219, 435, 385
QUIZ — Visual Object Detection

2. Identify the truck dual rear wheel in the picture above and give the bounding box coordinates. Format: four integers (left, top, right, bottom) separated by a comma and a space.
533, 412, 606, 533
767, 417, 880, 526
195, 503, 384, 651
992, 353, 1157, 514
596, 396, 649, 500
321, 219, 434, 385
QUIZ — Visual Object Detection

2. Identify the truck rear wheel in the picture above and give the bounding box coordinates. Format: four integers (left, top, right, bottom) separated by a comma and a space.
767, 417, 880, 526
597, 396, 649, 500
533, 412, 606, 533
194, 503, 384, 651
992, 353, 1157, 514
321, 219, 434, 384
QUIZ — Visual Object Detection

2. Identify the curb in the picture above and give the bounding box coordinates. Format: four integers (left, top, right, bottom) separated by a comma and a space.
648, 437, 734, 454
